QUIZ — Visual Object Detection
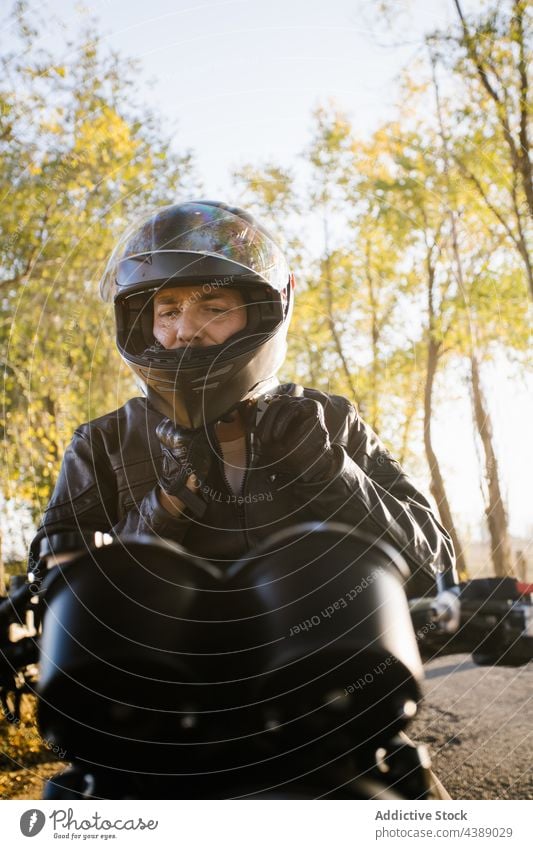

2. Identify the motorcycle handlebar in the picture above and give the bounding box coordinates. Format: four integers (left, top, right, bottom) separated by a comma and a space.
0, 582, 35, 629
1, 561, 532, 676
409, 578, 533, 666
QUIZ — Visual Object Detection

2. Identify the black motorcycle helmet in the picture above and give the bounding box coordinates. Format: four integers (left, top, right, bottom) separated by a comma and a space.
100, 200, 294, 428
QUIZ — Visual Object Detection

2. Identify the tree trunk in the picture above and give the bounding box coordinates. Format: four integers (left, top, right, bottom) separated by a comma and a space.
452, 0, 533, 296
399, 373, 423, 467
423, 336, 469, 581
365, 240, 381, 434
469, 355, 514, 577
302, 335, 318, 386
513, 0, 533, 221
322, 219, 358, 402
0, 527, 6, 596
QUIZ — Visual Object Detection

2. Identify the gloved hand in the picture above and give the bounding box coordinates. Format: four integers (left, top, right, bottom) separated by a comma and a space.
255, 395, 341, 483
156, 418, 212, 517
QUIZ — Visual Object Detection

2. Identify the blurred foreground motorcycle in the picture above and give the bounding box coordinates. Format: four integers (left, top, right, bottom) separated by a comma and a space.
1, 523, 532, 800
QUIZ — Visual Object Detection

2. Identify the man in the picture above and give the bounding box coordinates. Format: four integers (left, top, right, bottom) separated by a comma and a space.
30, 200, 455, 599
31, 200, 453, 799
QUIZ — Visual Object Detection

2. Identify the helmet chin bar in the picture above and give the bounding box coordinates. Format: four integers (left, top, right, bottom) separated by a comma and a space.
134, 333, 288, 429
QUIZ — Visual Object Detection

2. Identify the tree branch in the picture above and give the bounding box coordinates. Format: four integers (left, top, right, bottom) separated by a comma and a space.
514, 0, 533, 217
452, 152, 521, 247
453, 0, 523, 179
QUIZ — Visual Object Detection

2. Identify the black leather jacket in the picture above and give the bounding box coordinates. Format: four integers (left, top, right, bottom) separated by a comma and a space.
29, 383, 456, 596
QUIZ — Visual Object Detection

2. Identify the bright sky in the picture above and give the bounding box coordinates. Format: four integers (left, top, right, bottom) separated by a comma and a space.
18, 0, 533, 542
42, 0, 475, 193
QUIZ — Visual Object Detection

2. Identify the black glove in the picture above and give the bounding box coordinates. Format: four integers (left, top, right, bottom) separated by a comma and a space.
255, 395, 341, 483
156, 418, 212, 518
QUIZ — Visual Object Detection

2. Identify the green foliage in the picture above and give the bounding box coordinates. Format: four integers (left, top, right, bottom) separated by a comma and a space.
428, 0, 533, 296
234, 53, 530, 471
0, 7, 195, 518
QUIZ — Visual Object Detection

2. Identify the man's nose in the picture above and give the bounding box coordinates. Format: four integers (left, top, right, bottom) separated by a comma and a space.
175, 306, 203, 345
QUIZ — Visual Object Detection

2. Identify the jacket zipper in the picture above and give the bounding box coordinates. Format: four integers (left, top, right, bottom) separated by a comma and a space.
213, 427, 254, 549
237, 430, 253, 548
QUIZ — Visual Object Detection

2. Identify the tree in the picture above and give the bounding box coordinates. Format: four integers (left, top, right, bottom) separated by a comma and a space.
430, 50, 524, 577
431, 0, 533, 297
0, 7, 195, 521
343, 94, 466, 578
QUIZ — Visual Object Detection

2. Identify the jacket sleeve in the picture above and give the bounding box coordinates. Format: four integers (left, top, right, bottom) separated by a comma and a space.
292, 398, 457, 595
28, 429, 193, 575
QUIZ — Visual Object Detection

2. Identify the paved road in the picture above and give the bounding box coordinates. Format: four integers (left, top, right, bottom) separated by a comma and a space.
3, 654, 532, 800
410, 654, 533, 799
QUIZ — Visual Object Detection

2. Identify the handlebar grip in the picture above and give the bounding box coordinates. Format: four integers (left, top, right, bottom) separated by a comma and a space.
0, 582, 35, 626
0, 636, 39, 674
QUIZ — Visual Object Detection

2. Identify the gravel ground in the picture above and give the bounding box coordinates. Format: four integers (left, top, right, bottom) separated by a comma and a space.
2, 655, 531, 800
410, 654, 533, 799
0, 701, 67, 802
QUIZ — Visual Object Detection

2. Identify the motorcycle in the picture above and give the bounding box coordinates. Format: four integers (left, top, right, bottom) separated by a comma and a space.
1, 522, 532, 800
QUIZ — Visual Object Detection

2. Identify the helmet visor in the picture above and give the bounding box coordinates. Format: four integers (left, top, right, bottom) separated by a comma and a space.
100, 201, 290, 302
117, 282, 284, 366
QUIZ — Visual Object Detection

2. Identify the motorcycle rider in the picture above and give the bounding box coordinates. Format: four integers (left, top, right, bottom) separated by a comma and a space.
30, 200, 454, 800
30, 200, 456, 598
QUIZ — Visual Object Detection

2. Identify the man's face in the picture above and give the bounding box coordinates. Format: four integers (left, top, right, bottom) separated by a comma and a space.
152, 284, 247, 349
